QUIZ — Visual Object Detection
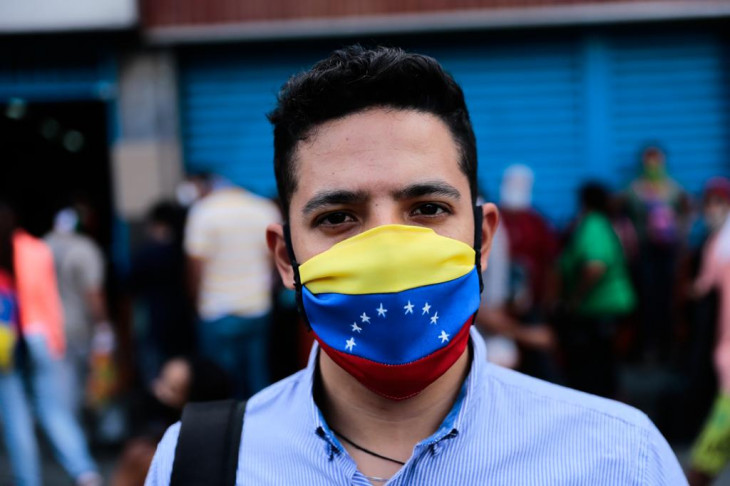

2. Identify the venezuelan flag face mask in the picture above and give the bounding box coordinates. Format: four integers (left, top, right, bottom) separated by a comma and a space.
284, 209, 484, 400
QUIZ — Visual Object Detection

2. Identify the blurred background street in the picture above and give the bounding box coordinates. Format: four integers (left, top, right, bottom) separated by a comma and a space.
2, 0, 730, 484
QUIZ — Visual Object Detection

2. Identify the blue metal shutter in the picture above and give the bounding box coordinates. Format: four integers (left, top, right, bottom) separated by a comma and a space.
607, 32, 730, 195
180, 51, 320, 198
431, 41, 584, 225
181, 42, 585, 219
180, 31, 728, 220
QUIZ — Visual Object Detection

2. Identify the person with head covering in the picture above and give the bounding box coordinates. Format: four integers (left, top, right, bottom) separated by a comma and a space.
625, 145, 689, 361
497, 164, 561, 381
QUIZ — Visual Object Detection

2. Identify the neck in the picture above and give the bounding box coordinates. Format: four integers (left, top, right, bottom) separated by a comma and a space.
316, 346, 471, 463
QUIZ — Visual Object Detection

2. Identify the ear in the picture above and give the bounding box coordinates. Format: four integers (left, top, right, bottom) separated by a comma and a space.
266, 223, 296, 290
478, 203, 500, 271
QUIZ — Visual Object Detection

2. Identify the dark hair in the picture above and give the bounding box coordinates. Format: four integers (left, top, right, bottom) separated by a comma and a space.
0, 202, 16, 276
640, 143, 667, 163
267, 45, 477, 219
149, 201, 178, 226
579, 182, 610, 214
188, 357, 233, 402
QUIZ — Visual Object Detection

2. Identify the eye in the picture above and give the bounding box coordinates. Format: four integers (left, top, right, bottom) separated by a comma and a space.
315, 211, 355, 227
412, 203, 449, 217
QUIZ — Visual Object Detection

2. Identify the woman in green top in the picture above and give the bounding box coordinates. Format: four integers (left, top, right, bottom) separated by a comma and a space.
559, 182, 636, 398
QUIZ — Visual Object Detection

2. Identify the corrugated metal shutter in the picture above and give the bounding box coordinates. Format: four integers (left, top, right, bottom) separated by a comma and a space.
180, 51, 320, 198
431, 41, 584, 224
180, 42, 585, 218
607, 32, 730, 195
180, 31, 728, 220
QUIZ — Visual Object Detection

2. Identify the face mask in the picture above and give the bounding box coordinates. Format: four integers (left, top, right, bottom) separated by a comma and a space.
643, 161, 666, 181
284, 210, 483, 400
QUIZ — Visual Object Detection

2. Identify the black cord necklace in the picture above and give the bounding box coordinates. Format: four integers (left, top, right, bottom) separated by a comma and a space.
330, 428, 406, 466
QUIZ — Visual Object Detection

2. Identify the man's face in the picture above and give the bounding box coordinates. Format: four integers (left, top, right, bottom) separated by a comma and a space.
268, 108, 497, 288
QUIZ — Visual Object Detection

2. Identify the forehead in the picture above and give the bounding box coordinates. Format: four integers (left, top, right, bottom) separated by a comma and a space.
290, 108, 465, 205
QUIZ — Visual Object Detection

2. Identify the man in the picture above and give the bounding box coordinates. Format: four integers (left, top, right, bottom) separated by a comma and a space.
184, 173, 280, 398
147, 46, 685, 484
558, 183, 636, 398
625, 145, 689, 362
45, 207, 109, 414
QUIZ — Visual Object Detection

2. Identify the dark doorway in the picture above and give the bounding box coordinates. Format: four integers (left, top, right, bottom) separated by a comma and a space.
0, 100, 113, 248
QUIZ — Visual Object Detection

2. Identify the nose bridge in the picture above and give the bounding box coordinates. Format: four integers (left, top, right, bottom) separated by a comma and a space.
365, 197, 404, 230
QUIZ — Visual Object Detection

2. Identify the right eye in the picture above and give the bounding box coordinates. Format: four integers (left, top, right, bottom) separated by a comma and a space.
315, 211, 355, 227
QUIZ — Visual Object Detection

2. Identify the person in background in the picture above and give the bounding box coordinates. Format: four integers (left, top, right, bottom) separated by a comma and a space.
45, 207, 109, 415
474, 196, 555, 369
558, 182, 636, 398
625, 145, 689, 362
0, 202, 100, 486
184, 174, 281, 398
129, 202, 193, 387
687, 177, 730, 485
111, 356, 232, 486
498, 164, 560, 381
175, 172, 213, 209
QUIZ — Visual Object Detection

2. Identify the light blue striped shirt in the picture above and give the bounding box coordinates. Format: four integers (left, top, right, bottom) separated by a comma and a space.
146, 327, 686, 485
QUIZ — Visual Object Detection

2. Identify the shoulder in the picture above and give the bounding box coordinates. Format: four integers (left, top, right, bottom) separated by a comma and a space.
238, 191, 280, 218
484, 363, 648, 426
145, 422, 181, 486
14, 231, 53, 261
145, 369, 311, 485
244, 368, 311, 430
475, 364, 686, 483
68, 235, 103, 260
581, 213, 612, 234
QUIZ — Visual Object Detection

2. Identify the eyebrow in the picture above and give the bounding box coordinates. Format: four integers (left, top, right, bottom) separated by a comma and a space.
302, 190, 369, 215
392, 181, 462, 201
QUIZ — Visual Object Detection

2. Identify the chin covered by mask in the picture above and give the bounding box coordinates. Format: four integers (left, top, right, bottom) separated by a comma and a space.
287, 223, 482, 401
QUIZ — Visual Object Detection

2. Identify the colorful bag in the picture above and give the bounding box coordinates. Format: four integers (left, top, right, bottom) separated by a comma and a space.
0, 270, 18, 371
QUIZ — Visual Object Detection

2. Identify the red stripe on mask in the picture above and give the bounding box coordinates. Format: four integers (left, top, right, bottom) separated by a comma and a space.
316, 316, 473, 400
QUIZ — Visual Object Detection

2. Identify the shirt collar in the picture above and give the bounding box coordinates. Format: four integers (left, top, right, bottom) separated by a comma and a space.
303, 326, 489, 459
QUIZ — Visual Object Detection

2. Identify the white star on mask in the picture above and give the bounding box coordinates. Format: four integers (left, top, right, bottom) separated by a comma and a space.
439, 330, 450, 343
376, 303, 388, 317
430, 312, 439, 325
422, 302, 431, 315
360, 312, 371, 324
351, 322, 362, 333
404, 301, 414, 314
345, 337, 356, 352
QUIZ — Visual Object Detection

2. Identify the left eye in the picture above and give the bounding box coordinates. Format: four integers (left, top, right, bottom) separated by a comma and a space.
413, 203, 447, 216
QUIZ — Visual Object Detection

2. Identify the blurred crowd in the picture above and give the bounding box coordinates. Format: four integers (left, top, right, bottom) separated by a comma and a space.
0, 144, 729, 484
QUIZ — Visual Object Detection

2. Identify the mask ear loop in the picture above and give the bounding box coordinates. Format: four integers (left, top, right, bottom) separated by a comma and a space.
473, 205, 485, 294
283, 223, 312, 329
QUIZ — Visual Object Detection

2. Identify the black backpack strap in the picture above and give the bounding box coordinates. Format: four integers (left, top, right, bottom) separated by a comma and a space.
170, 399, 246, 486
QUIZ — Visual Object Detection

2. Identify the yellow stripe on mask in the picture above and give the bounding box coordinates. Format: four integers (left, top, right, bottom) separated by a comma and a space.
299, 225, 475, 295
